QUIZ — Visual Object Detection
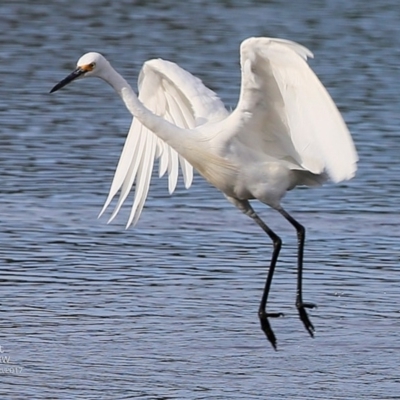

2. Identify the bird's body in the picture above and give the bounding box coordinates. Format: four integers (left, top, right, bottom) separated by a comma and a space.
51, 37, 358, 349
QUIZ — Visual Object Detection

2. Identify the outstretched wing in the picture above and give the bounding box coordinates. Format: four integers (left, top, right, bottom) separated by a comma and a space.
100, 59, 228, 228
231, 37, 357, 182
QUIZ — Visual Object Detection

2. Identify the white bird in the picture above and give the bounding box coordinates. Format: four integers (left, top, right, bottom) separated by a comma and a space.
50, 37, 358, 349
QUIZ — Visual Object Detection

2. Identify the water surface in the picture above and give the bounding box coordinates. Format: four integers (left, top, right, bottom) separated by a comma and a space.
0, 1, 400, 399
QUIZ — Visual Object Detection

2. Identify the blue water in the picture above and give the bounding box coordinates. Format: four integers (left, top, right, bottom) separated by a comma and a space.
1, 1, 400, 399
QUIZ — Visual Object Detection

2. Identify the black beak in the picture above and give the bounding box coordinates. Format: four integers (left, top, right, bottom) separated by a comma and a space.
50, 67, 86, 93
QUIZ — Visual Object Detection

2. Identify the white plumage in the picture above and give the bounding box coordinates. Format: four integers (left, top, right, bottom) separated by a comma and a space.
51, 37, 358, 349
99, 58, 229, 227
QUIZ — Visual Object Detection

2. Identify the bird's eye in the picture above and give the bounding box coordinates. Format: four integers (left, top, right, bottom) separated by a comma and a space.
89, 62, 96, 69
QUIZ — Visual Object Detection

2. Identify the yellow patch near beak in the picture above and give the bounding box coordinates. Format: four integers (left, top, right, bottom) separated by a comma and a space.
80, 63, 94, 72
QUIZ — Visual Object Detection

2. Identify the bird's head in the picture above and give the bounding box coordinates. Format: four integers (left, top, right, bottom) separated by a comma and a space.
50, 52, 108, 93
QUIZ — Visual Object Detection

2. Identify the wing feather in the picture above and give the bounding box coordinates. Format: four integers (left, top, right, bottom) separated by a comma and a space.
157, 138, 169, 178
100, 58, 228, 227
234, 37, 357, 182
106, 121, 147, 222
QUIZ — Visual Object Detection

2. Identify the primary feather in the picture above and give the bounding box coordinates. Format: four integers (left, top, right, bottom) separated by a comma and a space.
228, 37, 357, 183
99, 59, 228, 227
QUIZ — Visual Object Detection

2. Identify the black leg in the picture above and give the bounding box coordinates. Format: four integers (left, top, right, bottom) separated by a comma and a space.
227, 197, 284, 350
278, 208, 316, 338
253, 214, 283, 350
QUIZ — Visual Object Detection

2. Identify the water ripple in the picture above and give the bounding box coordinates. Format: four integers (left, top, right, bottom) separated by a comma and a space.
1, 0, 400, 399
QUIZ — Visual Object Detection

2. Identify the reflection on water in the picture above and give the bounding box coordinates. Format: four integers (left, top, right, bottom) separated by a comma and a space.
1, 0, 400, 399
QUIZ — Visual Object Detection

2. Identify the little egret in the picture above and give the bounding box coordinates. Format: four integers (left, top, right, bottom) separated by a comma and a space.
50, 37, 358, 349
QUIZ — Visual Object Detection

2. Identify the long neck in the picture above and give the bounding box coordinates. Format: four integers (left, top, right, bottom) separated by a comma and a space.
100, 66, 193, 153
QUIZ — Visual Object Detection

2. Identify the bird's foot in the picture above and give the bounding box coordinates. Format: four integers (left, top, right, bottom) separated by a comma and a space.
259, 310, 284, 350
296, 301, 316, 338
